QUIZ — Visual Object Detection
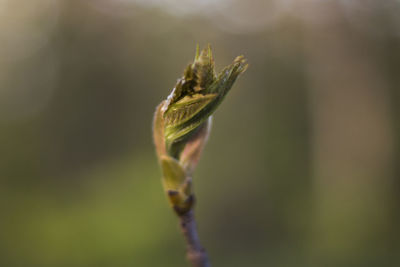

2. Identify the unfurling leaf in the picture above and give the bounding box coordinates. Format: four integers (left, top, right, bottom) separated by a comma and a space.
164, 94, 216, 157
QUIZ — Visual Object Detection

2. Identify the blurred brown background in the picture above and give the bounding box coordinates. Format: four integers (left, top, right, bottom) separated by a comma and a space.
0, 0, 399, 266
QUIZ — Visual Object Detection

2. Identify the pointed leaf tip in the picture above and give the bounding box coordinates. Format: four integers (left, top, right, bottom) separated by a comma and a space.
195, 44, 200, 61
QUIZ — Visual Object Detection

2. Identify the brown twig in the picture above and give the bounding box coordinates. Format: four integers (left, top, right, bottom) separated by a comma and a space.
178, 210, 210, 267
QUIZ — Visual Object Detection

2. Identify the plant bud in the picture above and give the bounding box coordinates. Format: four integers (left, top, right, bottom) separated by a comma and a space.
153, 45, 247, 214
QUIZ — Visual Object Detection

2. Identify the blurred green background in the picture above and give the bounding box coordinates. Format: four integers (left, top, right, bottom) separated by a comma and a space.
1, 0, 399, 266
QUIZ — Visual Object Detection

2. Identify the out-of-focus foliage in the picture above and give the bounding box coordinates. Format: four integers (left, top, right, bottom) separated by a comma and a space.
0, 1, 399, 267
